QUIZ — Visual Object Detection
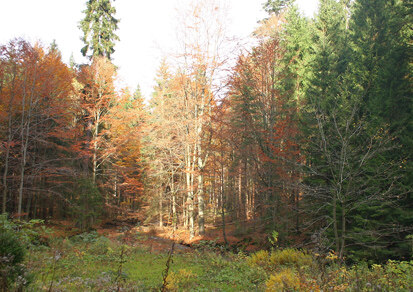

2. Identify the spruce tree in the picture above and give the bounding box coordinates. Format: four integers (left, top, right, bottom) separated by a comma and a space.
348, 0, 412, 261
301, 0, 411, 262
262, 0, 293, 15
79, 0, 120, 59
303, 0, 352, 259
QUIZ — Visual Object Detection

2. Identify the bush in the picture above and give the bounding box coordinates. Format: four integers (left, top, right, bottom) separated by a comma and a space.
0, 214, 48, 247
247, 248, 313, 272
166, 269, 196, 291
70, 178, 103, 231
265, 268, 300, 291
88, 236, 112, 255
70, 231, 100, 243
247, 250, 270, 268
270, 248, 313, 268
0, 231, 29, 290
346, 260, 413, 291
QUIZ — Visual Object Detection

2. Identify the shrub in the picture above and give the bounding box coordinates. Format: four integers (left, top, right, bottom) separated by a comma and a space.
88, 236, 112, 255
270, 248, 313, 268
70, 178, 103, 231
345, 260, 413, 291
71, 231, 100, 243
247, 250, 270, 268
247, 248, 313, 272
265, 268, 300, 291
0, 231, 28, 290
166, 269, 196, 291
0, 214, 48, 247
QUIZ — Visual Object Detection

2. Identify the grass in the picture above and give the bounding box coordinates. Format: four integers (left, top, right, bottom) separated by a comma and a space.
2, 219, 411, 291
24, 232, 266, 291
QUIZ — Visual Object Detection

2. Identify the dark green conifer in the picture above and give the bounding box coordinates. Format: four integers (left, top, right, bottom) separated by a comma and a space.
79, 0, 120, 59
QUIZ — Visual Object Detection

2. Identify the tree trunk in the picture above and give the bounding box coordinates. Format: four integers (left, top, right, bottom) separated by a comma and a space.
159, 191, 163, 227
198, 171, 205, 235
2, 65, 18, 214
340, 200, 346, 259
2, 132, 11, 214
185, 144, 196, 239
171, 174, 177, 230
333, 195, 340, 254
220, 155, 228, 247
92, 113, 99, 184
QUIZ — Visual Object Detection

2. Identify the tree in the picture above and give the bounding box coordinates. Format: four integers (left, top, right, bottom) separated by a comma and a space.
0, 40, 76, 218
147, 61, 186, 229
79, 0, 120, 59
262, 0, 293, 15
104, 87, 145, 211
300, 0, 410, 261
172, 0, 228, 237
77, 56, 117, 184
0, 40, 30, 214
228, 20, 302, 236
346, 0, 412, 261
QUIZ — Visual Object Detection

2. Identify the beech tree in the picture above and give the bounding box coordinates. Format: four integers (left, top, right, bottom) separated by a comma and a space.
173, 0, 228, 237
76, 56, 117, 184
0, 40, 29, 214
0, 40, 75, 217
104, 87, 145, 210
147, 61, 186, 229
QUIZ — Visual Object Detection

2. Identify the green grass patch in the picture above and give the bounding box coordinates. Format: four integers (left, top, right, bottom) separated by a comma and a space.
20, 231, 412, 291
25, 233, 266, 291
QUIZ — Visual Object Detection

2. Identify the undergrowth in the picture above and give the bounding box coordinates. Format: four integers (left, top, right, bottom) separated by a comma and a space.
2, 215, 411, 291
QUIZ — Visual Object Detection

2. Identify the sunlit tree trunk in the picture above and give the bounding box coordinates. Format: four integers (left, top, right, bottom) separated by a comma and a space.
18, 64, 36, 216
2, 67, 17, 214
159, 190, 163, 227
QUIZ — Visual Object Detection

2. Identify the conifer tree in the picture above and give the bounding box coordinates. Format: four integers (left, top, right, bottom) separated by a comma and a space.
79, 0, 119, 59
263, 0, 293, 15
347, 0, 412, 261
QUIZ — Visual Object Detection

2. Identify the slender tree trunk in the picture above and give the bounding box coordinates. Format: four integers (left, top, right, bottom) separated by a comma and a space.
171, 173, 177, 230
197, 137, 205, 235
188, 174, 194, 238
198, 171, 205, 235
2, 65, 17, 214
182, 196, 187, 228
220, 154, 227, 246
340, 200, 346, 259
159, 191, 163, 227
18, 141, 28, 216
92, 113, 99, 184
172, 194, 177, 230
238, 166, 242, 220
18, 70, 35, 216
333, 195, 340, 253
2, 128, 12, 214
212, 166, 217, 224
17, 77, 27, 217
114, 175, 117, 205
185, 143, 196, 239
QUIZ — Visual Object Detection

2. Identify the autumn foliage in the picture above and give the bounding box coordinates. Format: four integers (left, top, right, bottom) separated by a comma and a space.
0, 40, 144, 225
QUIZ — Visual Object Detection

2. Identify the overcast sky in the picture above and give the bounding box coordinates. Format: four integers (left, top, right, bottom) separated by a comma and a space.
1, 0, 318, 98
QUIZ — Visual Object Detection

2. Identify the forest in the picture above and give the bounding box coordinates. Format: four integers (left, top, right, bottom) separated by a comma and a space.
1, 0, 412, 290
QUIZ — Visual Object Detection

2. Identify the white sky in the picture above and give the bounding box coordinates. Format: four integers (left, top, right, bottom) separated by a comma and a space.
1, 0, 318, 98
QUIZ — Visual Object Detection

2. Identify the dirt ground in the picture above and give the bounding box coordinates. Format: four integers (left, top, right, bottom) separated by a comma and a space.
46, 211, 268, 253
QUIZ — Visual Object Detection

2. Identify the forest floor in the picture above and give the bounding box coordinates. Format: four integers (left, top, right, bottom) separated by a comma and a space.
93, 210, 269, 254
6, 214, 412, 291
23, 215, 269, 291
